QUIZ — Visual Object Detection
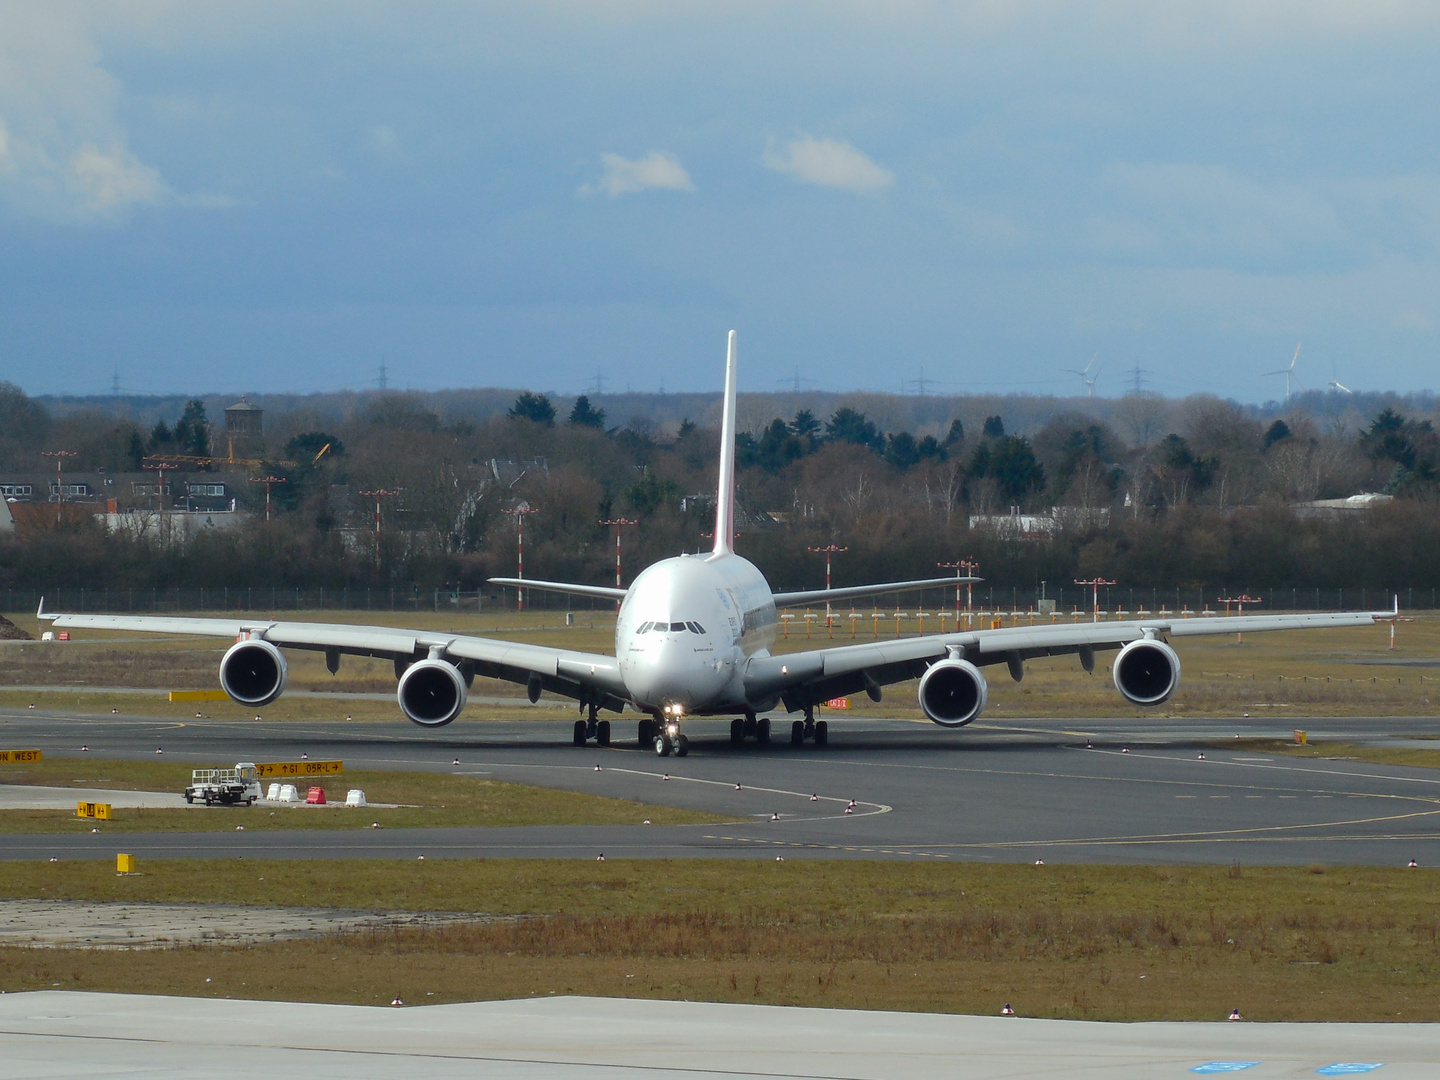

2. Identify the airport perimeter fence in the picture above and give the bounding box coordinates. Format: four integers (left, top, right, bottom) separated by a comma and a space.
3, 584, 1437, 618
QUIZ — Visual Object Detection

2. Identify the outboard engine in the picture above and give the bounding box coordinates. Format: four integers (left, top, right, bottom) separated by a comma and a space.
219, 639, 288, 707
917, 657, 988, 727
397, 657, 468, 727
1112, 638, 1181, 705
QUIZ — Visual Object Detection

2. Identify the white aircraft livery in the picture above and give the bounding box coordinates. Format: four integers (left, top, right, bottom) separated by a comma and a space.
41, 332, 1394, 756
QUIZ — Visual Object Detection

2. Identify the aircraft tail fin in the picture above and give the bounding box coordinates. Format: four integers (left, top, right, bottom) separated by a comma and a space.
712, 330, 738, 557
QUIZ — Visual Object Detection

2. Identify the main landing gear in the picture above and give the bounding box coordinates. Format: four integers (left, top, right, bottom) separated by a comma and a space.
572, 703, 611, 747
730, 709, 827, 748
639, 716, 688, 757
788, 705, 828, 747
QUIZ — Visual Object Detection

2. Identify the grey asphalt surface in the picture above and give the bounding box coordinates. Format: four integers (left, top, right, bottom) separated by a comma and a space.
4, 706, 1440, 864
9, 992, 1439, 1080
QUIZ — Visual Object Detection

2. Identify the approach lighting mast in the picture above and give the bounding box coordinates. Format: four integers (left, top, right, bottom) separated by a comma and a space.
1217, 594, 1262, 641
249, 475, 286, 523
358, 488, 401, 539
41, 450, 77, 516
939, 558, 979, 626
501, 504, 539, 611
807, 544, 848, 618
1074, 578, 1117, 622
598, 517, 638, 612
140, 461, 177, 514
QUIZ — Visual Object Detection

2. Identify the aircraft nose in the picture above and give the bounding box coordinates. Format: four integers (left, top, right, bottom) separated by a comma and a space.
626, 637, 725, 710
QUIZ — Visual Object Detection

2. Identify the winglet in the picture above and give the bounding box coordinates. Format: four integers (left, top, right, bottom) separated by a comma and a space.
36, 596, 47, 621
711, 330, 738, 557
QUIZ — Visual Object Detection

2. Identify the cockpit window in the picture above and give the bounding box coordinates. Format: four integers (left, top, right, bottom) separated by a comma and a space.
637, 621, 652, 634
670, 621, 687, 632
687, 622, 706, 634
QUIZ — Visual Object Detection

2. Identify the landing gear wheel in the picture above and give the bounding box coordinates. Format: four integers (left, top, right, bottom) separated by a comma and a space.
573, 719, 588, 746
790, 720, 805, 746
757, 717, 771, 745
185, 794, 193, 804
638, 718, 654, 746
814, 720, 828, 747
742, 715, 758, 739
597, 719, 611, 747
730, 718, 744, 744
654, 735, 672, 757
675, 734, 690, 757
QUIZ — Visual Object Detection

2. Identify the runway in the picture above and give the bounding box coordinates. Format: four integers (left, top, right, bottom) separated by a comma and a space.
4, 708, 1440, 865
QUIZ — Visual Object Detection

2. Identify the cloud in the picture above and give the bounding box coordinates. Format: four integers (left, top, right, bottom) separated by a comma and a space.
69, 144, 164, 212
581, 151, 694, 197
764, 135, 894, 194
0, 5, 168, 222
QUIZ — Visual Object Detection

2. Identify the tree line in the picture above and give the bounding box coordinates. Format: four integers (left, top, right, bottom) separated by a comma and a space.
3, 379, 1439, 599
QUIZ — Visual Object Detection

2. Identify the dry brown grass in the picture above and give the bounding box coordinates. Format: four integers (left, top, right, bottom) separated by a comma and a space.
2, 860, 1437, 1020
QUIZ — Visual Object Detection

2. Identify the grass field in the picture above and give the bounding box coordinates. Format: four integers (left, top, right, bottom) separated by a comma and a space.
3, 609, 1438, 1020
3, 607, 1436, 720
0, 757, 727, 833
2, 860, 1437, 1021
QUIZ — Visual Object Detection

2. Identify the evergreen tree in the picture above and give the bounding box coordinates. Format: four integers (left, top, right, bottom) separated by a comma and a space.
509, 391, 556, 426
567, 394, 606, 428
825, 407, 883, 452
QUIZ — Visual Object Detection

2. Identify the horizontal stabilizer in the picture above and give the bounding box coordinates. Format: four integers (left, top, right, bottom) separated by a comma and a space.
488, 577, 628, 602
773, 576, 980, 609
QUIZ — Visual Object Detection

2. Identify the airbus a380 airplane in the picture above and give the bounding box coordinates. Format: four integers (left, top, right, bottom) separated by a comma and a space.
42, 332, 1394, 757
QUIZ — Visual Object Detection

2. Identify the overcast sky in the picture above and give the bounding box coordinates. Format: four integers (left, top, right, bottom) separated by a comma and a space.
1, 2, 1438, 401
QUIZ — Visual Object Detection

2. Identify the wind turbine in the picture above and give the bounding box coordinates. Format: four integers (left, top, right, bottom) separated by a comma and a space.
1264, 342, 1304, 403
1328, 359, 1352, 395
1063, 355, 1100, 397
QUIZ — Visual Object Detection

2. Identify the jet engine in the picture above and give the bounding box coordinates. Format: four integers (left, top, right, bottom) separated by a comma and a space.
219, 639, 288, 707
917, 657, 988, 727
397, 657, 468, 727
1112, 638, 1181, 706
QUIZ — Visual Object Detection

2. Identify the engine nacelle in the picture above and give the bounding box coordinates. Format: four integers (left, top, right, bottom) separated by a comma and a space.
219, 639, 288, 707
397, 657, 468, 727
1113, 638, 1181, 706
918, 657, 988, 727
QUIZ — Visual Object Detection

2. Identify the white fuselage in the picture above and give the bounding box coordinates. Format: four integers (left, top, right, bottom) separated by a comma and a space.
616, 551, 777, 714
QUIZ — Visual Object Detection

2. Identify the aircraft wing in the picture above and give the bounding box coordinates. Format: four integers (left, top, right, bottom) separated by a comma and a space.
488, 577, 628, 602
39, 611, 629, 703
772, 576, 978, 608
743, 608, 1393, 709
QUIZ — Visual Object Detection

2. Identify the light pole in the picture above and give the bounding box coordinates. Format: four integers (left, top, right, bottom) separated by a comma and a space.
939, 558, 978, 626
807, 545, 848, 619
598, 517, 638, 612
501, 504, 539, 611
1074, 578, 1117, 622
249, 475, 286, 523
